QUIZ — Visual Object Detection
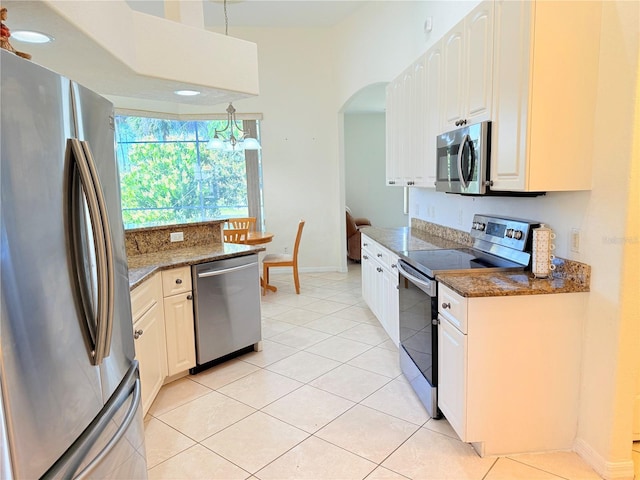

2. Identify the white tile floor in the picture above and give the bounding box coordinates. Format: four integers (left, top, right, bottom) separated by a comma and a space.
144, 263, 606, 480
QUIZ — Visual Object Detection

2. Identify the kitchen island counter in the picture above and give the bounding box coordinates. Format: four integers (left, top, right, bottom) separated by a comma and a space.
128, 243, 265, 290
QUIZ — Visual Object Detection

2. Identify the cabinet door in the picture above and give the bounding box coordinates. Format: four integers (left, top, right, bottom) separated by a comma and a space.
465, 1, 494, 123
425, 41, 442, 187
382, 266, 399, 346
361, 246, 374, 308
385, 79, 402, 186
407, 57, 427, 187
133, 301, 167, 416
490, 0, 532, 191
441, 20, 465, 130
438, 316, 467, 440
164, 292, 196, 376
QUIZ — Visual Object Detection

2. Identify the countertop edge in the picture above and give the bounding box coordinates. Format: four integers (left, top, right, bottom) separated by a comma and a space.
128, 245, 265, 290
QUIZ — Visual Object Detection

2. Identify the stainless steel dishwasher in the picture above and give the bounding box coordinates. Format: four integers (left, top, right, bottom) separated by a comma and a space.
190, 254, 262, 372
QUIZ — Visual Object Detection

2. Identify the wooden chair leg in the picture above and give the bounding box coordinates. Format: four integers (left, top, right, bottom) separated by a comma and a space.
293, 265, 300, 294
263, 264, 268, 296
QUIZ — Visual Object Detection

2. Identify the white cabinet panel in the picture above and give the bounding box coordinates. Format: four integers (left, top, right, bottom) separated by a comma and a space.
438, 314, 467, 439
163, 291, 196, 376
441, 1, 494, 132
490, 0, 601, 192
133, 301, 167, 416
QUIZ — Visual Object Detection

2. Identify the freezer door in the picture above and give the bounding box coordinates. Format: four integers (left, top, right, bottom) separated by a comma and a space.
0, 51, 104, 479
71, 82, 136, 402
42, 363, 147, 479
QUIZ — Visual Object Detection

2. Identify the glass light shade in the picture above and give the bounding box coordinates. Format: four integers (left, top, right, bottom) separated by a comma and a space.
207, 137, 225, 150
242, 138, 262, 150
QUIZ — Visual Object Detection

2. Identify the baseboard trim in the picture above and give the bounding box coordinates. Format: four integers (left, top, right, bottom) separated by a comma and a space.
574, 438, 635, 479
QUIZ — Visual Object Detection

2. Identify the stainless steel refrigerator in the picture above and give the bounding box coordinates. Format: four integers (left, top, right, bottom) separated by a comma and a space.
0, 50, 147, 478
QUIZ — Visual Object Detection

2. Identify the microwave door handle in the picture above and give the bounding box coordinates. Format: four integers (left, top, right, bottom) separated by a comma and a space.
457, 134, 470, 189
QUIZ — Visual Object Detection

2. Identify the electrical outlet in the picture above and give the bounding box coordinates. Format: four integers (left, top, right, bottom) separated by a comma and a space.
170, 231, 184, 242
570, 228, 580, 253
284, 246, 288, 254
457, 208, 464, 226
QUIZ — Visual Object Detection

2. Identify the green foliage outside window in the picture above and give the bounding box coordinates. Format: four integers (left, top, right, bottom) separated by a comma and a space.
115, 116, 251, 229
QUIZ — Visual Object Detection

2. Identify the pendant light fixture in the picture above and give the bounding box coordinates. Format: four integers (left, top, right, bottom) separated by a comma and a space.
207, 0, 261, 151
207, 102, 261, 151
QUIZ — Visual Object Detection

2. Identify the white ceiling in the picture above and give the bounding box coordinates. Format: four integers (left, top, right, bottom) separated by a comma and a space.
3, 1, 384, 112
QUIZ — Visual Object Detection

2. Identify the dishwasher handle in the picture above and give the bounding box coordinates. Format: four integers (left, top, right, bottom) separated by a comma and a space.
197, 261, 258, 278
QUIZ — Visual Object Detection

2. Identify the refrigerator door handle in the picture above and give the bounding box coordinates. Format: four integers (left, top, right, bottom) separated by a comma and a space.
74, 377, 141, 480
81, 140, 115, 361
67, 138, 110, 365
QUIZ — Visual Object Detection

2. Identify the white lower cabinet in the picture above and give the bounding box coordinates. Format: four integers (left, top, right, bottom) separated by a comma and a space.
161, 266, 196, 376
361, 235, 399, 346
131, 266, 197, 414
437, 315, 467, 438
131, 273, 167, 416
437, 284, 587, 455
163, 293, 196, 376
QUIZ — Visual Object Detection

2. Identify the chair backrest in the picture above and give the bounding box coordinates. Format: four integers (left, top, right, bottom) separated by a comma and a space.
223, 228, 248, 244
292, 220, 305, 260
226, 217, 257, 231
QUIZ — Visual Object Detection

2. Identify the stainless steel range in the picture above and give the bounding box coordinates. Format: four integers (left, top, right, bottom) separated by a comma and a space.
397, 214, 540, 418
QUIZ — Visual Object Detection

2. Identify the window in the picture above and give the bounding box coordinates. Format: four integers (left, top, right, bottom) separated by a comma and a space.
115, 115, 263, 230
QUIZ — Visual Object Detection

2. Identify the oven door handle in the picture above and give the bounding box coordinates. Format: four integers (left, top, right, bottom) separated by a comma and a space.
397, 262, 436, 297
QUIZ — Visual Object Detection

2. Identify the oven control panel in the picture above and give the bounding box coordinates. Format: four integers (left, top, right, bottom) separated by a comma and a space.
470, 214, 540, 253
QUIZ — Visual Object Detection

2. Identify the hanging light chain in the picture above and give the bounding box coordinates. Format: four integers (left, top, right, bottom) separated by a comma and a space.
223, 0, 229, 35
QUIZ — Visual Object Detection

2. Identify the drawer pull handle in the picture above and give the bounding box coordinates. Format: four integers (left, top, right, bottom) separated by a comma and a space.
377, 253, 383, 258
363, 255, 369, 260
175, 278, 183, 284
134, 329, 143, 339
377, 267, 383, 273
187, 294, 193, 300
363, 243, 369, 246
391, 264, 397, 268
441, 302, 451, 309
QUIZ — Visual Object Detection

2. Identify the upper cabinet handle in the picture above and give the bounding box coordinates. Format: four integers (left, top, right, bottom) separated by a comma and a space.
176, 278, 183, 284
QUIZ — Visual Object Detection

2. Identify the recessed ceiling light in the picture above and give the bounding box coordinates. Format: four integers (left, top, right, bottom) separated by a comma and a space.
11, 30, 54, 44
174, 90, 201, 97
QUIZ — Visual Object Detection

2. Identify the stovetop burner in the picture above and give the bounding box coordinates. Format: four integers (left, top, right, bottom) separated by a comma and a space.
399, 214, 541, 278
400, 248, 525, 278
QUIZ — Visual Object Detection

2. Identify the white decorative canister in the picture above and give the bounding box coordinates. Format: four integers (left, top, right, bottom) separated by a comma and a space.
532, 224, 556, 278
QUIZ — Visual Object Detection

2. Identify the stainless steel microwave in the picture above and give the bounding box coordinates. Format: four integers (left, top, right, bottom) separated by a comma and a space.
435, 121, 491, 195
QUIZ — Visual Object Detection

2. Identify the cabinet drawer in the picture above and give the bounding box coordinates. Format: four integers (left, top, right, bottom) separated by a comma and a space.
130, 273, 162, 321
162, 266, 192, 297
438, 284, 468, 333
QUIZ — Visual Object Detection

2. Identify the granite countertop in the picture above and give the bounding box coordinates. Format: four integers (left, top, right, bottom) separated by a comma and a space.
436, 269, 589, 298
360, 226, 469, 252
361, 225, 590, 298
127, 243, 265, 290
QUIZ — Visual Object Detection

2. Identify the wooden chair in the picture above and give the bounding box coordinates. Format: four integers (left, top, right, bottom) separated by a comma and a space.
223, 228, 248, 244
226, 217, 257, 232
262, 220, 305, 295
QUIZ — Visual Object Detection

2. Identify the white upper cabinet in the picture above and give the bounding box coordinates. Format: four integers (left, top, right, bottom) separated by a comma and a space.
441, 1, 494, 131
385, 42, 441, 188
424, 41, 442, 187
490, 0, 602, 192
385, 77, 402, 186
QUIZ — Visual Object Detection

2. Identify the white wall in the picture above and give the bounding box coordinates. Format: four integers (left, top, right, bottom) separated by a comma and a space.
177, 27, 343, 272
344, 113, 405, 228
